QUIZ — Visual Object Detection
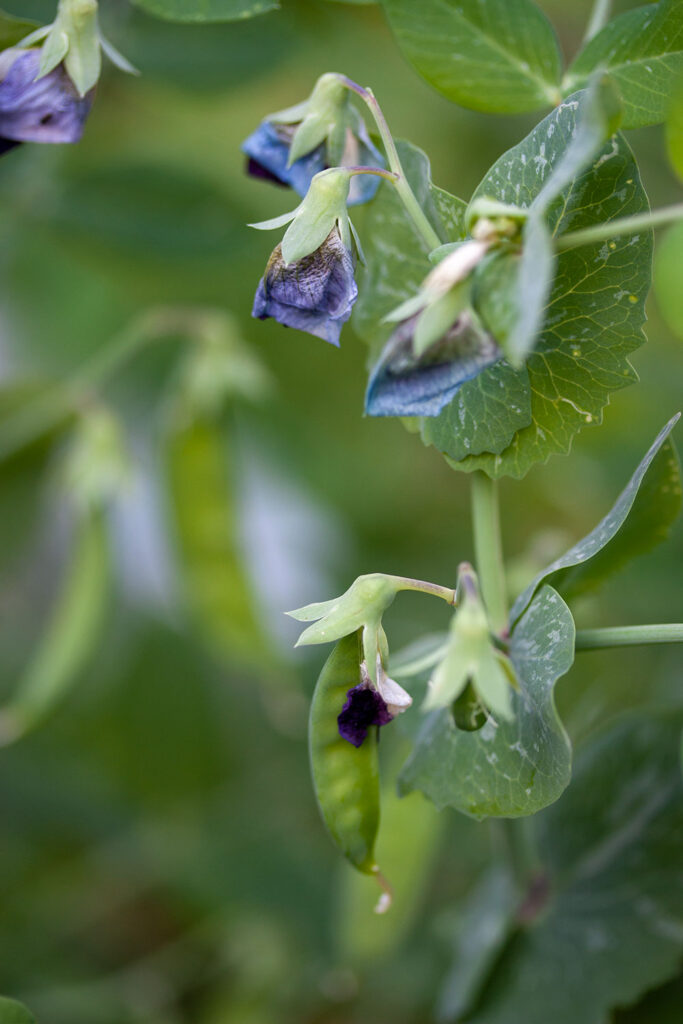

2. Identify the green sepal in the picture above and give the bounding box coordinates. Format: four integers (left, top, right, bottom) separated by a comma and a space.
413, 282, 469, 358
288, 573, 399, 647
286, 72, 348, 166
280, 168, 351, 264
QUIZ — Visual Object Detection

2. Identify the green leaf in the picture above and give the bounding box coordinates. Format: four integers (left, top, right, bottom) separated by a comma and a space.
666, 74, 683, 180
451, 96, 652, 479
510, 415, 681, 624
129, 0, 278, 23
381, 0, 562, 114
0, 10, 38, 48
0, 998, 36, 1024
437, 867, 518, 1021
399, 585, 574, 819
353, 139, 466, 355
464, 710, 683, 1024
566, 0, 683, 129
654, 221, 683, 340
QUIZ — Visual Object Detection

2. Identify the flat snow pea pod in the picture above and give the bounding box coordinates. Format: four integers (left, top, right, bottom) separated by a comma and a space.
310, 631, 391, 908
165, 414, 272, 673
0, 506, 109, 745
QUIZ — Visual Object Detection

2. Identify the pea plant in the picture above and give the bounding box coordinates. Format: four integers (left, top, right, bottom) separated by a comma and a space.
0, 0, 682, 1022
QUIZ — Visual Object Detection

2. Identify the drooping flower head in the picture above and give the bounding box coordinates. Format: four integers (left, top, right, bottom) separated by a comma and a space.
365, 202, 528, 418
424, 563, 518, 729
0, 47, 92, 152
338, 655, 412, 748
242, 72, 384, 206
250, 167, 361, 346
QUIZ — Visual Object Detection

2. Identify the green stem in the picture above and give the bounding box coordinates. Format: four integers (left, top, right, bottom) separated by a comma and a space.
582, 0, 612, 44
0, 308, 186, 463
575, 625, 683, 650
555, 204, 683, 253
339, 76, 443, 252
386, 575, 456, 606
471, 473, 508, 635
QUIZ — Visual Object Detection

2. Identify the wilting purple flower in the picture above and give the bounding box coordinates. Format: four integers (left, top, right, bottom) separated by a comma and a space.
338, 683, 393, 747
252, 227, 358, 346
365, 311, 501, 417
242, 117, 383, 206
0, 49, 92, 154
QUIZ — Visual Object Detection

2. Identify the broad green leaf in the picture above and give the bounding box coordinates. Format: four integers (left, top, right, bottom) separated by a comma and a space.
437, 867, 518, 1022
510, 415, 681, 624
381, 0, 562, 114
130, 0, 278, 22
452, 97, 652, 479
399, 585, 574, 819
465, 710, 683, 1024
0, 998, 36, 1024
353, 139, 466, 355
566, 0, 683, 129
0, 10, 38, 48
654, 221, 683, 340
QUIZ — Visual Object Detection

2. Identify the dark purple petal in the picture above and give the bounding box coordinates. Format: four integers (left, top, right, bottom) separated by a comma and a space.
241, 120, 326, 198
364, 312, 501, 417
338, 683, 393, 747
0, 50, 92, 146
252, 230, 358, 346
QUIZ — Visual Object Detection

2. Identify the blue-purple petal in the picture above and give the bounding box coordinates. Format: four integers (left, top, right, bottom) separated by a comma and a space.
242, 120, 327, 198
338, 683, 392, 747
242, 118, 384, 206
252, 231, 358, 346
0, 50, 92, 148
365, 314, 502, 417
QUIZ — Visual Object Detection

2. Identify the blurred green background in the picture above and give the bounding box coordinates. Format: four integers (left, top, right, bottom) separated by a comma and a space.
0, 1, 681, 1021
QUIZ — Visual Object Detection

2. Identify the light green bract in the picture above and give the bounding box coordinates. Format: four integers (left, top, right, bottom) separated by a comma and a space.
399, 585, 574, 819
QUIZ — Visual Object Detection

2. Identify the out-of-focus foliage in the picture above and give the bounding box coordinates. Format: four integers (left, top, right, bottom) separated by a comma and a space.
0, 2, 680, 1022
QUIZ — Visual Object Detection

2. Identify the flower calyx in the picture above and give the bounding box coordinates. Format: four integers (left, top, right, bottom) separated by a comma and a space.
424, 563, 518, 729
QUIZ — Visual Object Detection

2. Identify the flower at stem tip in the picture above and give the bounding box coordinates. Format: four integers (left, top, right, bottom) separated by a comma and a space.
242, 72, 384, 206
424, 563, 518, 729
0, 47, 92, 155
338, 655, 412, 748
250, 167, 363, 345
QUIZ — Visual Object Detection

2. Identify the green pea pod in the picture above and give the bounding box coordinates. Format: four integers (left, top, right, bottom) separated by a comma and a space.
310, 632, 390, 905
336, 779, 444, 964
165, 415, 272, 672
0, 507, 109, 745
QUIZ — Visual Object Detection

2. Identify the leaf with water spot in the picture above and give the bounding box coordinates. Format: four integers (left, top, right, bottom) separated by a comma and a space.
399, 585, 574, 819
462, 709, 683, 1024
130, 0, 278, 22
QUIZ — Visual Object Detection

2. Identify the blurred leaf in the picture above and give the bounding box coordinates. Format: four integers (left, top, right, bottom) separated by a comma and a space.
382, 0, 561, 114
0, 997, 36, 1024
654, 221, 683, 340
437, 867, 518, 1022
565, 0, 683, 129
353, 139, 466, 353
465, 710, 683, 1024
0, 507, 110, 745
453, 98, 652, 479
336, 769, 444, 963
666, 75, 683, 180
164, 412, 274, 672
510, 416, 681, 624
130, 0, 279, 23
0, 10, 38, 48
399, 585, 574, 818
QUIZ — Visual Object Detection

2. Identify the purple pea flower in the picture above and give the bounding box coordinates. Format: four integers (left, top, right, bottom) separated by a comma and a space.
338, 656, 412, 748
242, 116, 384, 206
253, 226, 358, 346
0, 48, 92, 155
